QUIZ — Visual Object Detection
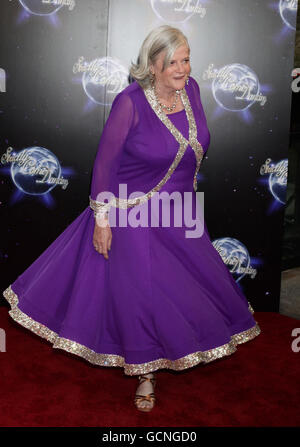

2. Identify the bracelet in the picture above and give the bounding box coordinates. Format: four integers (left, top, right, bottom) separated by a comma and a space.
89, 195, 110, 218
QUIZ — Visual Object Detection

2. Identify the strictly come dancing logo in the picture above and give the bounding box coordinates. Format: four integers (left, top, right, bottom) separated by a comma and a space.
203, 63, 267, 112
150, 0, 207, 22
212, 237, 258, 282
72, 56, 129, 106
18, 0, 75, 15
259, 158, 288, 207
94, 185, 205, 239
1, 146, 71, 198
278, 0, 298, 30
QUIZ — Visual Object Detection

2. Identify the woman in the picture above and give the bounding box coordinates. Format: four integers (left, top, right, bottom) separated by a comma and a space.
3, 25, 261, 413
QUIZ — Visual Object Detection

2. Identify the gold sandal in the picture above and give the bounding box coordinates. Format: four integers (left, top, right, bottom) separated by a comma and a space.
134, 374, 156, 412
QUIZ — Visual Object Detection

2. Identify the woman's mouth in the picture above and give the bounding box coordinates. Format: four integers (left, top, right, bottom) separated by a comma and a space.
174, 76, 184, 80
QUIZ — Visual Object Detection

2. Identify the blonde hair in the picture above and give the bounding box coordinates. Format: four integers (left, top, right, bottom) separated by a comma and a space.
129, 25, 190, 90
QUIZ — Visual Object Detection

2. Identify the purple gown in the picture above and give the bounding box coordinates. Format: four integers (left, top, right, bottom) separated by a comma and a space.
3, 76, 261, 376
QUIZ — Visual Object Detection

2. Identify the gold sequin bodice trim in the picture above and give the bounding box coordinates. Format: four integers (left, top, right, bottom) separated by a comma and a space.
144, 84, 204, 193
3, 285, 261, 376
89, 85, 204, 214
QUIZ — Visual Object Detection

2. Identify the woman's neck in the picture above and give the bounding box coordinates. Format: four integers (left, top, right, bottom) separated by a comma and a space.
154, 83, 177, 103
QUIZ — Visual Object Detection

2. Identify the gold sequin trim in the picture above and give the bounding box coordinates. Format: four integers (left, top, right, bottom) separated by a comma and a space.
3, 285, 261, 376
89, 85, 204, 213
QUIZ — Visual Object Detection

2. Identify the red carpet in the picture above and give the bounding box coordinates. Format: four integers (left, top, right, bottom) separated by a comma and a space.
0, 307, 299, 427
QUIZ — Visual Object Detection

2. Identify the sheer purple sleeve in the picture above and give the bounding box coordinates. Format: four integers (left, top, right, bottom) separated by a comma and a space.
189, 76, 210, 153
89, 92, 134, 219
190, 76, 207, 123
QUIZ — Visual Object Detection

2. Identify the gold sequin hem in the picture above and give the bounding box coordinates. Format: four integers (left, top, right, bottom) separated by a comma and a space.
3, 285, 261, 376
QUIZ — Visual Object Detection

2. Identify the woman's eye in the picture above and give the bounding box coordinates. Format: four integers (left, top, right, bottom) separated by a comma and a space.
170, 59, 189, 65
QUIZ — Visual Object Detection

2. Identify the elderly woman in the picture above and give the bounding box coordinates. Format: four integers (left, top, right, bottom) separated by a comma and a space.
3, 25, 261, 413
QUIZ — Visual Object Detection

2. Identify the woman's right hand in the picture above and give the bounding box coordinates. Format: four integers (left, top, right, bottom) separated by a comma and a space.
93, 218, 112, 260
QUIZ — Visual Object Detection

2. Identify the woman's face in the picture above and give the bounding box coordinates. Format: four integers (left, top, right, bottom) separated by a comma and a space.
150, 43, 191, 94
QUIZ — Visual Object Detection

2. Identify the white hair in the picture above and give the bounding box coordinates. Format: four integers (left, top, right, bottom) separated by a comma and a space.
129, 25, 190, 89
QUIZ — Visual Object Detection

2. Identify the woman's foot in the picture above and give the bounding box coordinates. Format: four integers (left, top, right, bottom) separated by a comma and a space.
134, 373, 156, 412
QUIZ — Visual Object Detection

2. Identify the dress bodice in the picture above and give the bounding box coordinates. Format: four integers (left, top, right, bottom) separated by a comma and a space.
89, 76, 210, 214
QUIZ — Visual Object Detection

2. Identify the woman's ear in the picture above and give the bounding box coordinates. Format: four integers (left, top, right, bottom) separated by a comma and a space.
149, 62, 154, 75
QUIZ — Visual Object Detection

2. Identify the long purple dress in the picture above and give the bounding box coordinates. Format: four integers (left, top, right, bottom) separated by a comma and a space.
3, 76, 261, 376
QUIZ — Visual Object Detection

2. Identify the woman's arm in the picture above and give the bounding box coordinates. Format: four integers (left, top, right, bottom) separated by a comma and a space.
89, 91, 135, 220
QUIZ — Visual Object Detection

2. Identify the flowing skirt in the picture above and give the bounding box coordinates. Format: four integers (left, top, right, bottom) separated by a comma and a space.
3, 175, 261, 376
